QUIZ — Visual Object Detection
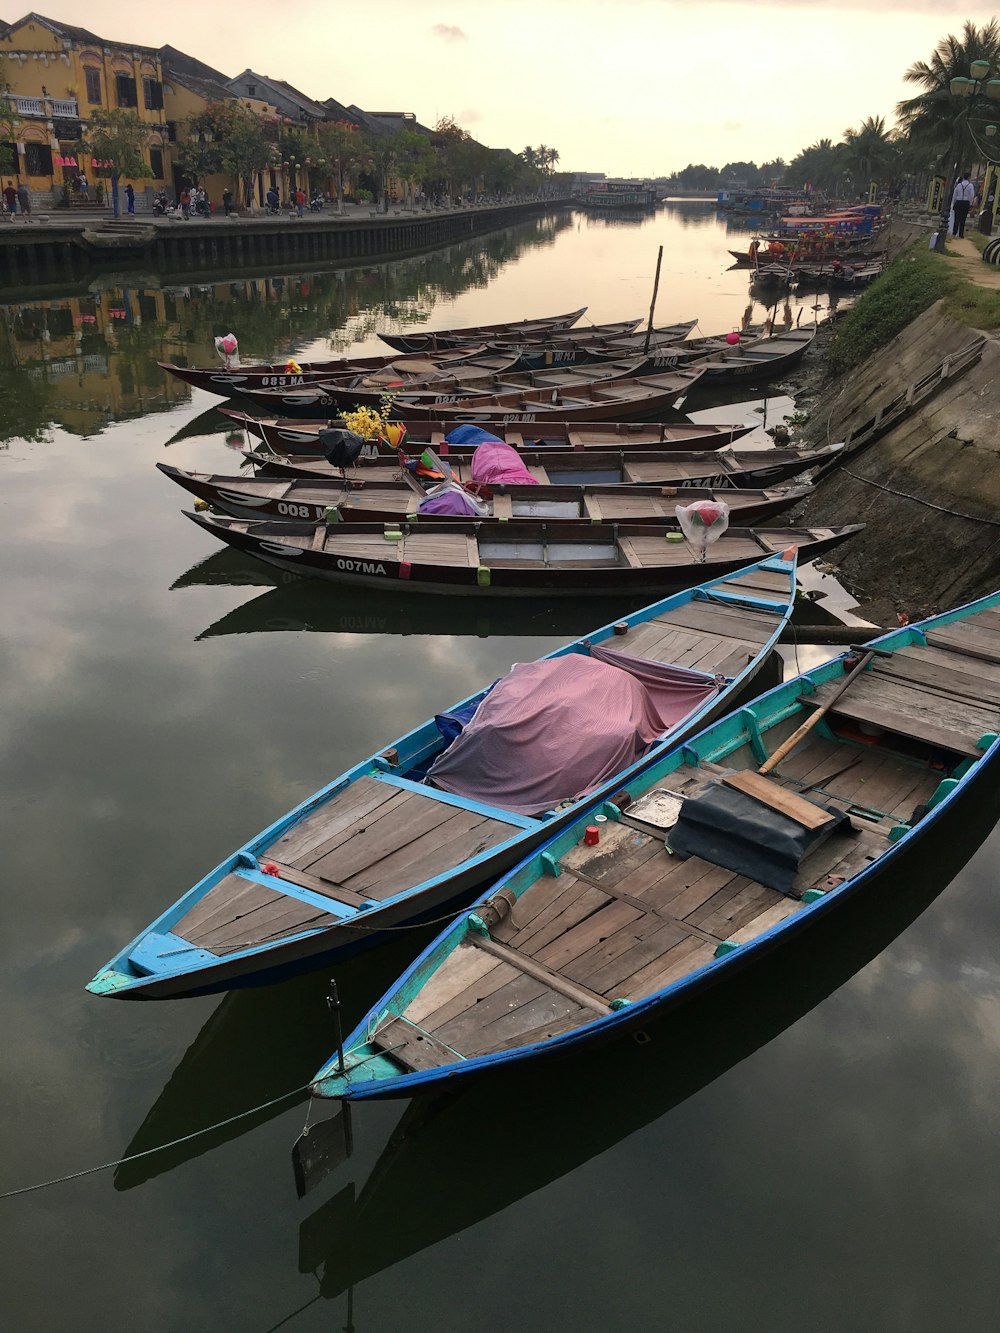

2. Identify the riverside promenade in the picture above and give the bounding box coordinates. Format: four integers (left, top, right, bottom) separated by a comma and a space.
0, 197, 573, 289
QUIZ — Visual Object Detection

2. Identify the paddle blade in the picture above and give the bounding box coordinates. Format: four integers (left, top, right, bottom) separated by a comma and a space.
291, 1100, 354, 1199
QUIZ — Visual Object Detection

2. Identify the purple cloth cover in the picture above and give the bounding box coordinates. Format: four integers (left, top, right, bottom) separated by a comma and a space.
426, 648, 720, 816
417, 488, 482, 517
470, 441, 539, 487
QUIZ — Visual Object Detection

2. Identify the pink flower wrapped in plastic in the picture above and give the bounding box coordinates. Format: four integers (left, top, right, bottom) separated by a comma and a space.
214, 333, 240, 369
675, 500, 730, 561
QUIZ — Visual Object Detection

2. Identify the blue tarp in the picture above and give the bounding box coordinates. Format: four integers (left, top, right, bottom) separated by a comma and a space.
444, 425, 506, 446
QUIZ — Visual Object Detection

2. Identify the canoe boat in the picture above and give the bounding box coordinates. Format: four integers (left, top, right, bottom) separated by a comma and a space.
270, 356, 653, 413
185, 510, 861, 596
377, 307, 590, 353
310, 589, 1000, 1098
86, 554, 798, 1001
157, 462, 812, 527
228, 367, 706, 421
157, 345, 495, 396
500, 325, 761, 371
225, 413, 755, 455
244, 442, 844, 490
687, 329, 815, 382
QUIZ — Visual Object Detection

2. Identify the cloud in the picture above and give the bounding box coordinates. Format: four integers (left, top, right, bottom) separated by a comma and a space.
432, 23, 468, 41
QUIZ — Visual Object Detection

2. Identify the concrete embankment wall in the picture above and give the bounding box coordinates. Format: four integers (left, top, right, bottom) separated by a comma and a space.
800, 300, 1000, 620
0, 200, 568, 288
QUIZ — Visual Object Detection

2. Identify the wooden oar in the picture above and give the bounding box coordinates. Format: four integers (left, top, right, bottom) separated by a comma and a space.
758, 643, 892, 776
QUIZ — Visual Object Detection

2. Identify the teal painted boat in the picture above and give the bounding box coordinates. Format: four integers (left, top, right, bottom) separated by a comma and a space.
312, 589, 1000, 1099
87, 552, 797, 1000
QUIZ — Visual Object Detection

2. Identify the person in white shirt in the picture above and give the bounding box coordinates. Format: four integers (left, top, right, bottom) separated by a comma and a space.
952, 173, 976, 237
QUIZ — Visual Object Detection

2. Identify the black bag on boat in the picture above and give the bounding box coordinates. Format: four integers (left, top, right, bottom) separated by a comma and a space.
667, 778, 855, 896
319, 428, 365, 468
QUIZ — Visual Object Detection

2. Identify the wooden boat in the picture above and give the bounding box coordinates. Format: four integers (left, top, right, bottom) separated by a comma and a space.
245, 441, 845, 490
687, 330, 815, 382
309, 589, 1000, 1098
225, 412, 755, 455
185, 510, 861, 596
377, 307, 589, 353
85, 553, 798, 1000
229, 367, 706, 421
501, 321, 698, 368
157, 462, 812, 527
157, 344, 495, 396
264, 356, 653, 414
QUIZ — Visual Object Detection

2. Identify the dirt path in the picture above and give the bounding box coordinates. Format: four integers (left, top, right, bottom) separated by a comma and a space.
946, 235, 1000, 289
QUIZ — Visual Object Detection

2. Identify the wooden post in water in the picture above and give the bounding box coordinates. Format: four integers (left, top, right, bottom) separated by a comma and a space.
643, 245, 664, 355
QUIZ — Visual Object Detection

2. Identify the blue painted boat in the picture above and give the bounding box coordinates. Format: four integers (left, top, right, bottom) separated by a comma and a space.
87, 553, 797, 1000
311, 589, 1000, 1099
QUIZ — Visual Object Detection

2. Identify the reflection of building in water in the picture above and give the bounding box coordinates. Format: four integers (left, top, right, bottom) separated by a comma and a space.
1, 212, 573, 440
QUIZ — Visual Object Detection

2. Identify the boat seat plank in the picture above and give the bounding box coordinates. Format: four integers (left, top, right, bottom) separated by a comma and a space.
267, 777, 401, 865
559, 821, 665, 888
206, 898, 334, 954
412, 956, 523, 1033
655, 602, 779, 642
893, 643, 1000, 689
469, 933, 614, 1013
341, 811, 514, 900
799, 674, 997, 757
373, 1015, 466, 1072
721, 770, 835, 829
451, 991, 588, 1057
871, 655, 1000, 708
503, 875, 611, 953
289, 788, 421, 872
620, 938, 718, 1000
510, 881, 615, 957
265, 861, 373, 908
724, 899, 803, 947
174, 875, 275, 941
927, 625, 1000, 664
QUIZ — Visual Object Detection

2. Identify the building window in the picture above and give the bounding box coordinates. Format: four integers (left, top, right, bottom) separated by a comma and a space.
24, 143, 54, 176
142, 77, 163, 111
165, 121, 177, 143
115, 74, 138, 108
247, 83, 256, 96
84, 67, 102, 104
149, 147, 163, 179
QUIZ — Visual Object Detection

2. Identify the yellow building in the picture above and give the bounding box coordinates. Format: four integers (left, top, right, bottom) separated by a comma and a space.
0, 12, 168, 205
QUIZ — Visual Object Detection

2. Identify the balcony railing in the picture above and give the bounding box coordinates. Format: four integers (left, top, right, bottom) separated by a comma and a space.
11, 95, 80, 118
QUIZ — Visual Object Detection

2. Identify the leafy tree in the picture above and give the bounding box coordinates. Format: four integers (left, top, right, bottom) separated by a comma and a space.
363, 129, 401, 209
897, 19, 1000, 174
394, 129, 436, 205
77, 108, 152, 217
316, 120, 366, 212
221, 110, 278, 209
785, 139, 845, 193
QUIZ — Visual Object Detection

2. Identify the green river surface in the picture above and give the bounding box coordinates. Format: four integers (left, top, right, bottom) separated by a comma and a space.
2, 202, 1000, 1331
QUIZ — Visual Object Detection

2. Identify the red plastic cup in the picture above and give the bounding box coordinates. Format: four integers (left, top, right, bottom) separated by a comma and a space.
584, 826, 600, 846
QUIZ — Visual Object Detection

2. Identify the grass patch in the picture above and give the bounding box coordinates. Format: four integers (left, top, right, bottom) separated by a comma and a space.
942, 281, 1000, 329
826, 243, 959, 374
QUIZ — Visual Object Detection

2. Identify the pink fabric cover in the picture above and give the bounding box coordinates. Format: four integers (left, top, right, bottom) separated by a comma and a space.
470, 441, 539, 487
426, 647, 720, 816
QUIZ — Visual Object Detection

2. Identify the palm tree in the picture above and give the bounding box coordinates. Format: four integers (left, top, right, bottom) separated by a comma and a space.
841, 116, 899, 193
897, 19, 1000, 174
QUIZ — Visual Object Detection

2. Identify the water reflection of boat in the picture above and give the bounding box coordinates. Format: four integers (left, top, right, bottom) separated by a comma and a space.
170, 548, 287, 590
298, 774, 1000, 1299
195, 578, 646, 641
113, 931, 428, 1192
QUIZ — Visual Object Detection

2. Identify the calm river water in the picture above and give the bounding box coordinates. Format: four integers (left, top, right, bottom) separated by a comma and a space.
2, 203, 1000, 1331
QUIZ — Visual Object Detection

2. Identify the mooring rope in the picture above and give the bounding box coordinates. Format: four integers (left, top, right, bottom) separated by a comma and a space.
0, 1079, 317, 1201
841, 465, 1000, 527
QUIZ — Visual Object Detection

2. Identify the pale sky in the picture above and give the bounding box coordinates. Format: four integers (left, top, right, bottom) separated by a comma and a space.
8, 1, 1000, 173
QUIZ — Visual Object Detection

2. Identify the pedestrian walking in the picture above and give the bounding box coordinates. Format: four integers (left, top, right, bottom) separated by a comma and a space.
124, 182, 135, 215
179, 187, 191, 220
952, 173, 975, 238
295, 187, 305, 218
16, 182, 31, 221
78, 174, 89, 200
3, 181, 16, 217
222, 186, 233, 216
